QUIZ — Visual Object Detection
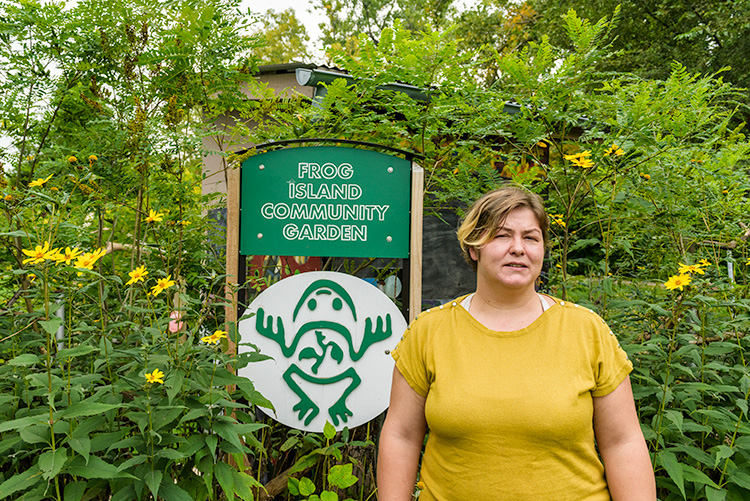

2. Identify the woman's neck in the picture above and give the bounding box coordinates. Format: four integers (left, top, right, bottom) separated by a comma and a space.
469, 285, 543, 332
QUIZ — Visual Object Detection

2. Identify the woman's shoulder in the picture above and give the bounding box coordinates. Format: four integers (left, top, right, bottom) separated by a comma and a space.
543, 295, 609, 323
408, 295, 470, 329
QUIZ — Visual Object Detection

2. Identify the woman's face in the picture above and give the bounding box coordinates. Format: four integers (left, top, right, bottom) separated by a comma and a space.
469, 207, 545, 292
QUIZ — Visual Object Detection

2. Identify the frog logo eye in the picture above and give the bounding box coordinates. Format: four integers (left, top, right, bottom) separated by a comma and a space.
308, 298, 317, 311
332, 298, 342, 310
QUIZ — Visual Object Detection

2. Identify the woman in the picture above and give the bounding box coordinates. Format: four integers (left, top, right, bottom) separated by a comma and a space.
377, 186, 655, 500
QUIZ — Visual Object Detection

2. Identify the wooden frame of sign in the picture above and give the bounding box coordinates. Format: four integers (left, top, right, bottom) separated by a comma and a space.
224, 140, 424, 356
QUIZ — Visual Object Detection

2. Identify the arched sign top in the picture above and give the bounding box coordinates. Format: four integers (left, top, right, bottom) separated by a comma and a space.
240, 145, 412, 258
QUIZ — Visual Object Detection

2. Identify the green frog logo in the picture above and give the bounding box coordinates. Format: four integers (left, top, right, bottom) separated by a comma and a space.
243, 272, 403, 430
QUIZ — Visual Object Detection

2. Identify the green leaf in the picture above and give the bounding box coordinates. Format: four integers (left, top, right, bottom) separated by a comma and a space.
280, 437, 300, 452
705, 485, 726, 501
39, 317, 63, 335
56, 345, 98, 359
66, 455, 136, 479
299, 476, 316, 496
155, 448, 187, 461
663, 409, 684, 433
0, 413, 48, 433
206, 434, 218, 458
727, 470, 750, 490
62, 401, 120, 419
659, 450, 686, 500
144, 470, 163, 500
118, 455, 149, 470
328, 463, 357, 489
0, 465, 41, 500
166, 369, 185, 405
178, 408, 209, 424
288, 477, 300, 495
67, 435, 91, 463
320, 491, 338, 501
39, 447, 68, 480
233, 470, 263, 501
215, 461, 235, 501
323, 421, 336, 440
213, 422, 246, 453
736, 398, 748, 417
714, 445, 734, 468
19, 425, 50, 445
234, 422, 267, 435
681, 463, 720, 490
157, 480, 194, 501
63, 481, 87, 501
8, 353, 40, 366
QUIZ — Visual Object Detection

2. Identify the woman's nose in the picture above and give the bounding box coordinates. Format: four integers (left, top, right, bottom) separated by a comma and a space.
509, 236, 525, 254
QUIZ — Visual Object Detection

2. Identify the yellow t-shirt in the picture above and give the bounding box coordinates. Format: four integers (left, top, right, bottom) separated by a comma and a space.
391, 296, 633, 501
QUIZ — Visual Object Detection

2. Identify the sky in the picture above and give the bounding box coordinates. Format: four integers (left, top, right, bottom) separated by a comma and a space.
242, 0, 328, 59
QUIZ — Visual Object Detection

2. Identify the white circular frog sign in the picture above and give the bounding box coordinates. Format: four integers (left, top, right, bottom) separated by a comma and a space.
238, 271, 406, 432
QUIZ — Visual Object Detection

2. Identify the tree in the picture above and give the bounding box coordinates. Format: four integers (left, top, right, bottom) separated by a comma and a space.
252, 8, 312, 64
528, 0, 750, 116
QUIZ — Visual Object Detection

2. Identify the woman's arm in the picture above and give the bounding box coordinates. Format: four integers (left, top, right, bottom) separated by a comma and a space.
593, 376, 656, 501
377, 367, 428, 501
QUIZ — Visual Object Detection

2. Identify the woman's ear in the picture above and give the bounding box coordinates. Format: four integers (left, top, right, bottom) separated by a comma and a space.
469, 246, 478, 262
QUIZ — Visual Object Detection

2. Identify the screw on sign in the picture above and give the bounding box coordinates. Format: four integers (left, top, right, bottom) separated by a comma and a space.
238, 272, 406, 432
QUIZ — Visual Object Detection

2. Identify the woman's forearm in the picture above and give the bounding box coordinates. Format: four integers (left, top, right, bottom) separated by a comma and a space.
599, 438, 656, 501
377, 426, 423, 501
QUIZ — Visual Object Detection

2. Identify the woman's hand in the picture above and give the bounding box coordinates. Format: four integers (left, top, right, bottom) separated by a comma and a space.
377, 367, 428, 501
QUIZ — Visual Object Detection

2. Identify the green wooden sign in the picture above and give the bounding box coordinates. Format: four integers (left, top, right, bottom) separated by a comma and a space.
240, 146, 411, 258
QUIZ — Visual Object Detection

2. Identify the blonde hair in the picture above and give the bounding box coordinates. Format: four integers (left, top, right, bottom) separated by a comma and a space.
457, 186, 549, 272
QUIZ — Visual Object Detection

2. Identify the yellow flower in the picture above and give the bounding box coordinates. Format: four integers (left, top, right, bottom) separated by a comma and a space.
641, 173, 651, 180
3, 194, 12, 202
664, 274, 691, 291
46, 247, 64, 263
603, 143, 625, 157
22, 241, 57, 265
746, 258, 750, 266
549, 213, 566, 227
416, 481, 426, 490
145, 209, 163, 223
28, 174, 53, 188
201, 330, 228, 345
74, 247, 106, 270
563, 151, 594, 169
179, 220, 190, 226
144, 368, 165, 384
56, 247, 83, 265
88, 154, 97, 162
699, 259, 711, 267
126, 265, 148, 285
678, 263, 705, 275
68, 156, 78, 163
150, 274, 176, 297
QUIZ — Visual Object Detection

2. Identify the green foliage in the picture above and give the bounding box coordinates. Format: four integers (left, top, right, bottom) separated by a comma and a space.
528, 0, 750, 121
252, 8, 312, 65
285, 424, 365, 501
0, 0, 274, 498
2, 0, 750, 499
238, 9, 750, 499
